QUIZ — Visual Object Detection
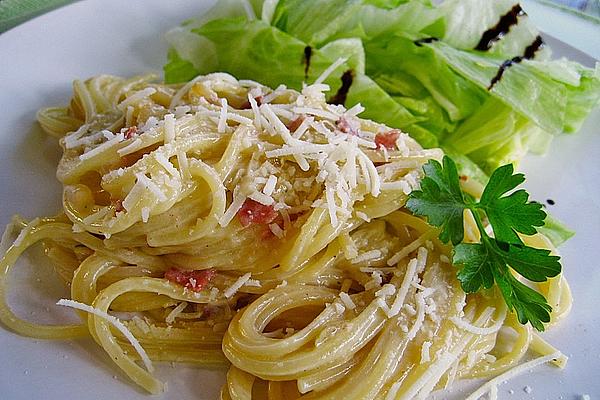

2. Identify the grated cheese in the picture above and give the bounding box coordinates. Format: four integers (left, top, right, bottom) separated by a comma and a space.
386, 258, 419, 318
351, 250, 382, 264
56, 299, 153, 373
245, 279, 262, 287
387, 233, 432, 266
376, 284, 396, 298
268, 223, 284, 239
407, 293, 426, 340
223, 273, 252, 298
79, 133, 124, 160
293, 106, 340, 121
117, 138, 143, 156
356, 211, 370, 222
262, 175, 277, 196
339, 292, 356, 310
141, 207, 150, 223
261, 84, 286, 104
420, 341, 432, 364
135, 173, 167, 202
248, 94, 262, 130
165, 301, 188, 324
119, 88, 156, 109
163, 114, 176, 143
218, 98, 228, 133
176, 150, 191, 180
249, 191, 274, 206
219, 191, 246, 227
154, 153, 180, 177
314, 57, 347, 85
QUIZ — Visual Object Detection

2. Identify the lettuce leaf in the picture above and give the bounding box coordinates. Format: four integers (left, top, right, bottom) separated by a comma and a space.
424, 40, 600, 135
163, 0, 599, 186
168, 16, 440, 146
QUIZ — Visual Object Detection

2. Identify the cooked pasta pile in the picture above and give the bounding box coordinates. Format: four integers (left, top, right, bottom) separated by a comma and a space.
0, 72, 571, 399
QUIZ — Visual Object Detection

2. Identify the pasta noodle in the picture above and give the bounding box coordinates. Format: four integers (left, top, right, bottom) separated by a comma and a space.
0, 72, 571, 399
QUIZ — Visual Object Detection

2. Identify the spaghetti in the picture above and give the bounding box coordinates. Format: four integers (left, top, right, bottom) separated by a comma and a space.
0, 72, 571, 399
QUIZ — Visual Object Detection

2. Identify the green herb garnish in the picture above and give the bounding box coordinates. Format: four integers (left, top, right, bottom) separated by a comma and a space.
406, 156, 561, 331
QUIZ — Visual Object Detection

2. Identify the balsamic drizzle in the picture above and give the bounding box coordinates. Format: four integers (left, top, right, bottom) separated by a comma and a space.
488, 57, 521, 90
414, 37, 439, 47
328, 70, 355, 106
475, 4, 526, 51
487, 35, 544, 90
523, 35, 544, 60
303, 46, 313, 80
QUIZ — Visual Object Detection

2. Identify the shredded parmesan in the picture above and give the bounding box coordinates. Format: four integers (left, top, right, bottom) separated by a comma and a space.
314, 58, 347, 85
268, 223, 284, 238
219, 193, 246, 227
165, 301, 188, 324
141, 207, 150, 223
339, 292, 356, 310
117, 138, 143, 156
135, 173, 167, 202
56, 299, 153, 373
218, 98, 228, 133
223, 273, 252, 298
164, 113, 176, 143
249, 191, 274, 206
79, 133, 124, 160
245, 279, 262, 287
119, 88, 156, 109
262, 175, 277, 196
351, 249, 382, 264
420, 341, 432, 364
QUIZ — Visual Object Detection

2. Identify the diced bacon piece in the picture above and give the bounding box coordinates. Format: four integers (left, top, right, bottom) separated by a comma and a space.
287, 116, 304, 132
124, 126, 138, 140
237, 199, 279, 227
240, 95, 263, 110
375, 129, 401, 150
164, 268, 216, 292
113, 199, 124, 212
336, 116, 359, 136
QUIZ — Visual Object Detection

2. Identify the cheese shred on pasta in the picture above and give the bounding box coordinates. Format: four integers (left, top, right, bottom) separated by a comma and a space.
1, 72, 571, 398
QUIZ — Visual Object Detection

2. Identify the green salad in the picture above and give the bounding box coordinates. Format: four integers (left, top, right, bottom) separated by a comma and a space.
163, 0, 597, 246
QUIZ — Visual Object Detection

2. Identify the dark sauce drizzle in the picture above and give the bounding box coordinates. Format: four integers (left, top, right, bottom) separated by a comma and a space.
475, 4, 526, 51
303, 46, 313, 80
328, 70, 355, 106
523, 35, 544, 59
487, 35, 544, 90
414, 37, 439, 47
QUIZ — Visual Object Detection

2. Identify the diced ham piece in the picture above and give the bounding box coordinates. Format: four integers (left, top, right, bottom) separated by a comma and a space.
336, 116, 359, 136
287, 116, 304, 132
240, 95, 263, 110
164, 268, 216, 292
237, 199, 278, 227
124, 126, 138, 140
113, 199, 124, 212
375, 129, 401, 150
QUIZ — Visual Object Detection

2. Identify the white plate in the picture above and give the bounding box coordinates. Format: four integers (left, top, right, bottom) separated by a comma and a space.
0, 1, 598, 399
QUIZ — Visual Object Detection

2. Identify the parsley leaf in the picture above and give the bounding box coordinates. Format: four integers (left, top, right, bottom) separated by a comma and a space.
493, 269, 552, 331
406, 157, 467, 245
478, 164, 546, 244
406, 156, 561, 331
